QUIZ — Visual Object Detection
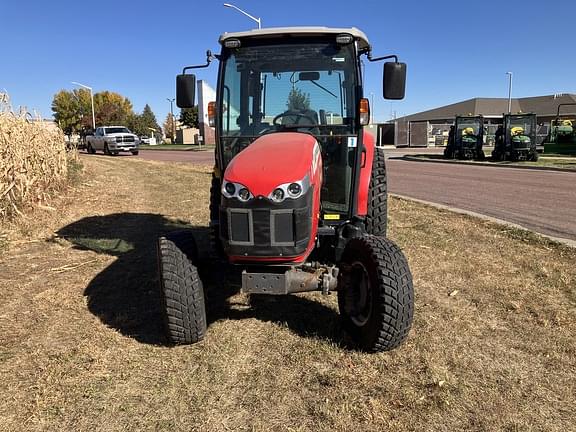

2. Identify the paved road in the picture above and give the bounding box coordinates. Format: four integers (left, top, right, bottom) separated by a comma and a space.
133, 148, 576, 242
387, 158, 576, 242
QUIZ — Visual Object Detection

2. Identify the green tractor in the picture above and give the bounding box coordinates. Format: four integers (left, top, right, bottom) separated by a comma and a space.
492, 113, 538, 161
443, 115, 485, 160
543, 103, 576, 155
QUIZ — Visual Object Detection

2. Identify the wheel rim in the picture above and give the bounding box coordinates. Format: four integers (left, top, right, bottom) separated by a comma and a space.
345, 261, 372, 327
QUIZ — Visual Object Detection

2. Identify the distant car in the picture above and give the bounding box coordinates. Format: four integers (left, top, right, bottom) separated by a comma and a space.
140, 136, 152, 145
86, 126, 140, 156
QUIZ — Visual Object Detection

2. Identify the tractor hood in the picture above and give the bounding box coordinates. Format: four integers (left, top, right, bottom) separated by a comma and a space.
224, 132, 321, 197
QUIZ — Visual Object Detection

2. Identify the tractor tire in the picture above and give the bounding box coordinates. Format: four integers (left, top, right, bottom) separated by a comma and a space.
365, 147, 387, 236
157, 231, 206, 345
209, 173, 224, 258
338, 235, 414, 352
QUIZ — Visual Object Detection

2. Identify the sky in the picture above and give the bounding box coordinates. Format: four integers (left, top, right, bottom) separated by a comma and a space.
1, 0, 575, 124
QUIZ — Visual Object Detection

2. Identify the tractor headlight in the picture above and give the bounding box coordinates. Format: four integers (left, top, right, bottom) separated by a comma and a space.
287, 183, 302, 197
271, 188, 285, 202
238, 188, 250, 202
268, 176, 310, 203
224, 182, 236, 196
222, 180, 252, 201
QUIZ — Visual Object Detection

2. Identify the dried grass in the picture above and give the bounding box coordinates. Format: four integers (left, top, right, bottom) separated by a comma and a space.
0, 94, 70, 220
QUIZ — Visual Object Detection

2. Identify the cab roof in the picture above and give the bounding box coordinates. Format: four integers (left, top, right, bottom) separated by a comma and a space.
219, 27, 370, 51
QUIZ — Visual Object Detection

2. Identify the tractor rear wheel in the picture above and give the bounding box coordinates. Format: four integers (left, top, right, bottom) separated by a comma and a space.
365, 147, 388, 236
338, 235, 414, 352
157, 231, 206, 344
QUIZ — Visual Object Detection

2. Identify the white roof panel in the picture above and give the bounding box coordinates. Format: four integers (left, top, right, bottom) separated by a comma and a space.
219, 27, 370, 51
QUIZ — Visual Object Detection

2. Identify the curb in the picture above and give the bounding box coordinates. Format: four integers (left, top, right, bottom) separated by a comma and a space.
390, 193, 576, 249
400, 155, 576, 173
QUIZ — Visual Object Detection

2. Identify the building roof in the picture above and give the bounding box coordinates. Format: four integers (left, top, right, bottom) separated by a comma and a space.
219, 27, 370, 50
397, 94, 576, 122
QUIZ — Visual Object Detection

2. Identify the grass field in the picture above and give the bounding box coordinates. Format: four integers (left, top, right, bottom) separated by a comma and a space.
0, 155, 575, 431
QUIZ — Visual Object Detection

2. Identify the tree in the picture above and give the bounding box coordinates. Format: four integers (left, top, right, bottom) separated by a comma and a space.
129, 104, 160, 137
163, 113, 176, 140
286, 88, 310, 111
93, 91, 133, 126
51, 88, 92, 136
180, 106, 199, 128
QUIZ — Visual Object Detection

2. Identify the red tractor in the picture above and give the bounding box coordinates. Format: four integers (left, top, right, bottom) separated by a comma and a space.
158, 27, 414, 352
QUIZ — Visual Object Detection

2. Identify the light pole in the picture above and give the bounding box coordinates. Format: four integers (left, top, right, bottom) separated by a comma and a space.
71, 81, 95, 130
167, 98, 175, 141
506, 72, 513, 114
223, 3, 261, 29
370, 92, 375, 124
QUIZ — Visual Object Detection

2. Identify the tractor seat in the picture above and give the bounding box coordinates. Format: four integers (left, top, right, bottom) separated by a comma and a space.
280, 109, 319, 126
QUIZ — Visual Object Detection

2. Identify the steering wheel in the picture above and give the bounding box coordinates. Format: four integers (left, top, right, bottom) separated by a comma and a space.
273, 111, 317, 127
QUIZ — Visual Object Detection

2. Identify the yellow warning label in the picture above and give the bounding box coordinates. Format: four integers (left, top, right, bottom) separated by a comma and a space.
324, 214, 341, 220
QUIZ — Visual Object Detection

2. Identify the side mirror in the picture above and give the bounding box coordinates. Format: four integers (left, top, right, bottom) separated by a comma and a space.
383, 62, 406, 100
176, 74, 196, 108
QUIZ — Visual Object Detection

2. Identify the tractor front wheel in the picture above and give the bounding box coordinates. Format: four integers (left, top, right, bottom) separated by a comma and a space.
338, 235, 414, 352
157, 231, 207, 344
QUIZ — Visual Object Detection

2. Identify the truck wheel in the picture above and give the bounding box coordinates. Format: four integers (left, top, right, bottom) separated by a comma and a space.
104, 143, 111, 155
87, 143, 96, 154
131, 150, 139, 156
530, 152, 539, 162
365, 147, 387, 236
338, 235, 414, 352
157, 232, 206, 344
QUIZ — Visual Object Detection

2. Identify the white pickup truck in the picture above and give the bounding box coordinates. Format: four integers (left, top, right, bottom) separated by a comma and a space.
86, 126, 140, 156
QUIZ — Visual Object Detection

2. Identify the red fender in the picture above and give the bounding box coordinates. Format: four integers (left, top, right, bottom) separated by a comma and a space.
357, 131, 375, 216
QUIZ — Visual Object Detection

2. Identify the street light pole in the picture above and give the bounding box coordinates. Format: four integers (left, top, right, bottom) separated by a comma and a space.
223, 3, 261, 29
167, 98, 175, 141
506, 72, 513, 114
71, 81, 95, 130
370, 92, 375, 124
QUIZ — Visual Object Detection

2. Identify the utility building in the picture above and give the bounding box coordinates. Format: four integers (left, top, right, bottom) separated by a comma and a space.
380, 93, 576, 147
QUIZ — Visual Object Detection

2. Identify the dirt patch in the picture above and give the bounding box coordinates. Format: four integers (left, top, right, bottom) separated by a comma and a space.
1, 155, 574, 431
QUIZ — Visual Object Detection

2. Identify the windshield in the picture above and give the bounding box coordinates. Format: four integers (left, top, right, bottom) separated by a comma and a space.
456, 118, 481, 137
219, 42, 358, 142
105, 127, 131, 134
507, 116, 534, 136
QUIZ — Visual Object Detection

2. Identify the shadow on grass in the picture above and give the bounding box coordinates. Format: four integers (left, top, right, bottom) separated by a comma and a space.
55, 213, 344, 347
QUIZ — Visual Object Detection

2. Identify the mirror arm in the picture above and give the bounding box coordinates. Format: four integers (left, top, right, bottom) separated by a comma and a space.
366, 52, 399, 63
182, 50, 216, 73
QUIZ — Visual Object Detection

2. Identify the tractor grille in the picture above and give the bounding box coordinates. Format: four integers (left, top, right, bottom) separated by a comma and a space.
116, 135, 135, 143
220, 189, 313, 258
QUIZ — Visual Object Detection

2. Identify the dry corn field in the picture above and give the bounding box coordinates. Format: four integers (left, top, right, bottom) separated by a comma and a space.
0, 155, 575, 431
0, 100, 69, 220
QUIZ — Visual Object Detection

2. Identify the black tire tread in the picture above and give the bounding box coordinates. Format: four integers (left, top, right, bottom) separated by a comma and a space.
339, 235, 414, 352
365, 147, 388, 236
158, 232, 206, 344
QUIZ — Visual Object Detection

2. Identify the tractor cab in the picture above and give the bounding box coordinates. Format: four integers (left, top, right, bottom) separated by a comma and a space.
543, 103, 576, 155
444, 115, 485, 160
492, 113, 538, 161
161, 27, 414, 353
